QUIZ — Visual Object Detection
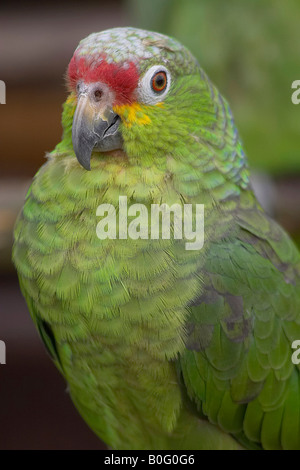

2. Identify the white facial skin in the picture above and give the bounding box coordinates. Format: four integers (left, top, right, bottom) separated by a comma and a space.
76, 81, 116, 118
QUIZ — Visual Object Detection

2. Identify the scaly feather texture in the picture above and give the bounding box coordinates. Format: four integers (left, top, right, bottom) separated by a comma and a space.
13, 27, 300, 449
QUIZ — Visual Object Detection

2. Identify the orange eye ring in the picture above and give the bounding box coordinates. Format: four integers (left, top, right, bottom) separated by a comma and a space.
151, 71, 167, 93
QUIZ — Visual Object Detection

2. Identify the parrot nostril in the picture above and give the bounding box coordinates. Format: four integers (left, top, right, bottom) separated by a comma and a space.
93, 89, 103, 102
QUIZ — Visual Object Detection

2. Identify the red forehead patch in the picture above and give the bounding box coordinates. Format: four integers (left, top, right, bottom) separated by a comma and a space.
67, 54, 139, 105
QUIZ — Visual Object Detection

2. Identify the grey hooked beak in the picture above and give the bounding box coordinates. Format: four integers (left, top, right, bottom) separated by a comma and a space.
72, 92, 123, 170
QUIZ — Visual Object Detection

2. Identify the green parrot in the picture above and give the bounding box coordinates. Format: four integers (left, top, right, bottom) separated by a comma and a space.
13, 27, 300, 450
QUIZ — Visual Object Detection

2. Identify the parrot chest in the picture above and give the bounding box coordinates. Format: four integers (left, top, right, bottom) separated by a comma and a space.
14, 157, 206, 447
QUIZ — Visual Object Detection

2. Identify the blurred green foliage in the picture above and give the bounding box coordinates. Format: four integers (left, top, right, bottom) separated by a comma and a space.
128, 0, 300, 175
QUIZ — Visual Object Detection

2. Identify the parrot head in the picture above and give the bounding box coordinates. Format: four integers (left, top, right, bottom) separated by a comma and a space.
65, 27, 203, 170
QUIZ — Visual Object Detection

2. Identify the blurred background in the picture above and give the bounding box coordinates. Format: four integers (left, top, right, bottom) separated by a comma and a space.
1, 0, 300, 449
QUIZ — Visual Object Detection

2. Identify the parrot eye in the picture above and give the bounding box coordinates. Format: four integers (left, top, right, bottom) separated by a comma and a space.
138, 65, 171, 104
151, 71, 167, 93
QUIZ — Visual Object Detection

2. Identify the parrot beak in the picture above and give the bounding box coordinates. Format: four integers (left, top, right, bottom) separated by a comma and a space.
72, 86, 123, 170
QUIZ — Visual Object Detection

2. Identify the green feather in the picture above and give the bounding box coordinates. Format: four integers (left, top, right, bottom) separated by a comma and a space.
12, 27, 300, 450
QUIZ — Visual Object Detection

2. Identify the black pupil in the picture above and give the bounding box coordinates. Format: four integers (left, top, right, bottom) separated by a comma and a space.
156, 75, 165, 87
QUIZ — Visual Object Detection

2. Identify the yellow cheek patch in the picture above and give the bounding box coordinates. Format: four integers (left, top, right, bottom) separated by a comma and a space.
66, 93, 77, 106
113, 102, 152, 128
65, 93, 77, 120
